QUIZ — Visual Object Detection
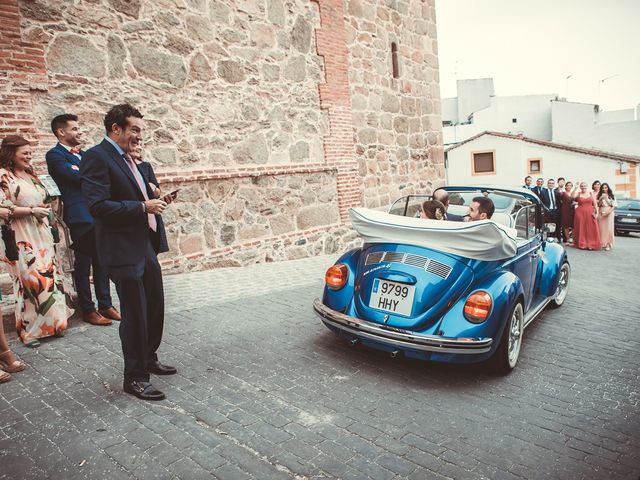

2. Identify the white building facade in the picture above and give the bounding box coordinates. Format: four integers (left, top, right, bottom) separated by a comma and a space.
443, 79, 640, 156
445, 132, 640, 198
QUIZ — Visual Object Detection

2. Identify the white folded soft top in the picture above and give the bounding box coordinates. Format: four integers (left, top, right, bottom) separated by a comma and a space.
350, 208, 518, 261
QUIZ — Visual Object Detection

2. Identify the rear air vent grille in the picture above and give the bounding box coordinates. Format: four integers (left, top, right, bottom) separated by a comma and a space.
365, 252, 385, 265
364, 251, 452, 279
426, 260, 452, 279
403, 254, 428, 269
383, 252, 405, 263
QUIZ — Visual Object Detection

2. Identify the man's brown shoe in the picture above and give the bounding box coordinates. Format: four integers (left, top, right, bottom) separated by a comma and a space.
98, 307, 121, 321
83, 311, 112, 326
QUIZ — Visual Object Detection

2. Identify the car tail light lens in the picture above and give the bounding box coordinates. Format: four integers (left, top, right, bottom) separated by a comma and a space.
464, 291, 492, 323
325, 264, 348, 290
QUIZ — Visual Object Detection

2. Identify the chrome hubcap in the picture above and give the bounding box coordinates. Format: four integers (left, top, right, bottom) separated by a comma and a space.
507, 303, 524, 367
555, 263, 570, 305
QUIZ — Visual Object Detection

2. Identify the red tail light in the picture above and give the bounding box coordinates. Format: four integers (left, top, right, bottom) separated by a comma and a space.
326, 264, 348, 290
463, 291, 492, 323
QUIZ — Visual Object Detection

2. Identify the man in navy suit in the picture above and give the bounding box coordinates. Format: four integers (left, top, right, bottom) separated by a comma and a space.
539, 178, 562, 241
81, 104, 175, 401
531, 177, 544, 197
46, 114, 119, 327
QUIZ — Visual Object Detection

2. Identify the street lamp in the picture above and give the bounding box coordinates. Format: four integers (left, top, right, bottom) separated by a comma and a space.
598, 74, 620, 107
565, 74, 573, 100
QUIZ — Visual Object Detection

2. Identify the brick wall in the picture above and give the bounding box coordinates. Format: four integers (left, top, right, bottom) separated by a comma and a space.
0, 0, 47, 147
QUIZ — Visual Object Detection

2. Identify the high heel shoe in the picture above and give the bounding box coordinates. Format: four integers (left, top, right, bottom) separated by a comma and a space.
0, 350, 26, 373
0, 369, 11, 384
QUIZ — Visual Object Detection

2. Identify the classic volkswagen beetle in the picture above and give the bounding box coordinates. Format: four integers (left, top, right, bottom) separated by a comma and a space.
313, 186, 570, 372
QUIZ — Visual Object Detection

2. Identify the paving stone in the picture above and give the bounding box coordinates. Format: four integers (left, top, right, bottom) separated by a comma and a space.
1, 244, 639, 479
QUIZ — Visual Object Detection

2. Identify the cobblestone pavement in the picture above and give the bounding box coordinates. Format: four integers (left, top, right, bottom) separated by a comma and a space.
1, 235, 639, 480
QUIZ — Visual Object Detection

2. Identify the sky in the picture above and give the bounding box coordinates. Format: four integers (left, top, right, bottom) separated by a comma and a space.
435, 0, 640, 112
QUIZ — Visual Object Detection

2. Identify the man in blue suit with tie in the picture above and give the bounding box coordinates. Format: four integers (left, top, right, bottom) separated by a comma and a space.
81, 104, 175, 401
46, 114, 120, 327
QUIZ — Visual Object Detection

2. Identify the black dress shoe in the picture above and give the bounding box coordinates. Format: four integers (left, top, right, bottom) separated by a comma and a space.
123, 380, 166, 401
148, 360, 177, 375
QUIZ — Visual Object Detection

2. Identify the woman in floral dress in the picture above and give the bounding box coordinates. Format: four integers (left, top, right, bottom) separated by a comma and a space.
0, 135, 73, 347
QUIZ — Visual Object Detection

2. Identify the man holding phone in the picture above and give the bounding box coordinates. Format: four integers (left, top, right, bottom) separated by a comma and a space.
81, 104, 175, 401
129, 146, 173, 255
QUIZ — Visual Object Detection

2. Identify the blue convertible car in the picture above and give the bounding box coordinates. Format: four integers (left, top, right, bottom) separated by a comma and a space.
313, 186, 570, 372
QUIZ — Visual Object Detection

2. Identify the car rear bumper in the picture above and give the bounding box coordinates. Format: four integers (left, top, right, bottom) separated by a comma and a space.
313, 298, 493, 354
615, 221, 640, 232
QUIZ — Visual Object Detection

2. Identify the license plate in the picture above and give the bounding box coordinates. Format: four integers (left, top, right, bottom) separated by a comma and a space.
369, 279, 415, 316
620, 218, 637, 223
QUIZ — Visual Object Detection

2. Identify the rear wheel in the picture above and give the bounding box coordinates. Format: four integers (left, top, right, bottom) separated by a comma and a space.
491, 302, 524, 374
549, 262, 570, 309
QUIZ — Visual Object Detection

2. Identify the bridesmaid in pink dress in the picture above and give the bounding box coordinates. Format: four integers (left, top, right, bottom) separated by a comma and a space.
597, 183, 616, 251
573, 182, 601, 250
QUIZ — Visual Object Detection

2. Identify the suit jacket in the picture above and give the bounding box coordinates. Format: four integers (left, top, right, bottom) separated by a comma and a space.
80, 139, 161, 278
539, 187, 561, 212
446, 211, 464, 222
137, 161, 169, 254
45, 143, 94, 240
531, 186, 543, 198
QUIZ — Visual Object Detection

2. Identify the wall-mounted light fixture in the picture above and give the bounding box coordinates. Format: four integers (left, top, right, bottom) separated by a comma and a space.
619, 161, 628, 174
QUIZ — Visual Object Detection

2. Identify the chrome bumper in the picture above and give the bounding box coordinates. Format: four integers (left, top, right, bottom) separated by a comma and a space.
313, 298, 492, 354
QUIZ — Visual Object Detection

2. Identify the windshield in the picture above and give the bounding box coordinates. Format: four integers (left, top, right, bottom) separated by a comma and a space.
617, 199, 640, 210
448, 191, 514, 211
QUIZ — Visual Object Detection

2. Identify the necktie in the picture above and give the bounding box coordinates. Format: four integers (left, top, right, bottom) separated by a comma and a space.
123, 154, 157, 232
548, 189, 555, 209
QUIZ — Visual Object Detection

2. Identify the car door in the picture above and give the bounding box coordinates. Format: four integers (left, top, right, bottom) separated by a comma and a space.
512, 205, 541, 311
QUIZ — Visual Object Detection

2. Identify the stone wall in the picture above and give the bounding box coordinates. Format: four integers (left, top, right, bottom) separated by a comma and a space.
344, 0, 445, 208
1, 0, 444, 274
22, 0, 326, 169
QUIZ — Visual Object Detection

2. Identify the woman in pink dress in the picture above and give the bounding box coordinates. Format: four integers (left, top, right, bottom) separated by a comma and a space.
0, 135, 73, 347
597, 183, 616, 251
572, 182, 601, 250
559, 181, 575, 245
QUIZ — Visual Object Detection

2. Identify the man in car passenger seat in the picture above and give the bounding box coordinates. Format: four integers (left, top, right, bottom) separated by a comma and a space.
466, 196, 495, 222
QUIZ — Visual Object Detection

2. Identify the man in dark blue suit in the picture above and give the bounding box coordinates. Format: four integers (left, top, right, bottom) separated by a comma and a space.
531, 177, 544, 197
81, 104, 175, 401
539, 178, 563, 241
46, 114, 118, 327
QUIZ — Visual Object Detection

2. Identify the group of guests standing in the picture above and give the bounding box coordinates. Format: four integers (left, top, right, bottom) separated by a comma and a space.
1, 104, 176, 400
523, 176, 617, 251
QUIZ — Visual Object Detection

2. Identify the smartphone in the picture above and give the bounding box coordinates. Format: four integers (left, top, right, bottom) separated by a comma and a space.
161, 189, 179, 203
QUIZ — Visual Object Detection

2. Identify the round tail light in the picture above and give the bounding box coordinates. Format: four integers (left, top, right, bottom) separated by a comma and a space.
325, 264, 349, 290
463, 291, 492, 323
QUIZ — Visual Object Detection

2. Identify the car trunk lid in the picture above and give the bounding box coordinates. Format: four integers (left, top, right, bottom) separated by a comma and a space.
353, 244, 474, 331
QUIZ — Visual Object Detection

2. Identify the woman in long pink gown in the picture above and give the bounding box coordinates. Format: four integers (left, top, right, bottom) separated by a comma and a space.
597, 183, 616, 251
573, 182, 601, 250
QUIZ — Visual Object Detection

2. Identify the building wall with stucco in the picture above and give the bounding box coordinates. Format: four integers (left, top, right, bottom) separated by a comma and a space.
0, 0, 444, 274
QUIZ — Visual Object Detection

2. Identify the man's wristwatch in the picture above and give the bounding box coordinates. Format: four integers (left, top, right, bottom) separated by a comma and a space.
141, 202, 146, 213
